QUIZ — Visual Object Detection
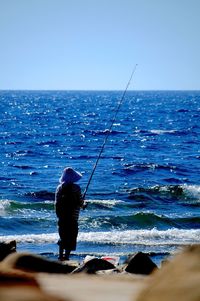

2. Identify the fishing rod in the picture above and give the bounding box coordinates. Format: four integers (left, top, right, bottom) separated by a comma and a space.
82, 64, 138, 201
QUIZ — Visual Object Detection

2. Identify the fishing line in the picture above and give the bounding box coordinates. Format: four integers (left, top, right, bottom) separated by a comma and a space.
83, 64, 138, 201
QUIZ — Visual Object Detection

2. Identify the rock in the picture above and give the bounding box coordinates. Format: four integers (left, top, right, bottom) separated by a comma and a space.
0, 240, 16, 261
0, 264, 66, 301
136, 245, 200, 301
72, 258, 116, 274
1, 252, 76, 274
125, 252, 158, 275
0, 264, 38, 286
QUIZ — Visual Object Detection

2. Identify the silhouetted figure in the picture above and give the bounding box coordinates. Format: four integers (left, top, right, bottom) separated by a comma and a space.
55, 167, 84, 260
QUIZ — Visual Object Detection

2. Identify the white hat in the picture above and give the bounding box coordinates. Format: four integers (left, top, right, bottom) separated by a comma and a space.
59, 167, 82, 184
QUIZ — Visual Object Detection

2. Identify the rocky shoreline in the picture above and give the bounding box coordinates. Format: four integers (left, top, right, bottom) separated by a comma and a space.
0, 242, 200, 301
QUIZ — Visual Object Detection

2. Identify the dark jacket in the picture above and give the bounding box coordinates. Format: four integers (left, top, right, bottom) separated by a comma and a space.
55, 183, 83, 221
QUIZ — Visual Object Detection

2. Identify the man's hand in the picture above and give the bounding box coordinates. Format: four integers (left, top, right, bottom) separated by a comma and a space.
82, 202, 88, 210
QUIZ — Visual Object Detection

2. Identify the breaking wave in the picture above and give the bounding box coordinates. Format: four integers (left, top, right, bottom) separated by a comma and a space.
1, 228, 199, 246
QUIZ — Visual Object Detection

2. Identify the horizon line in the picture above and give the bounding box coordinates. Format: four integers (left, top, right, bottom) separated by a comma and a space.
1, 89, 200, 92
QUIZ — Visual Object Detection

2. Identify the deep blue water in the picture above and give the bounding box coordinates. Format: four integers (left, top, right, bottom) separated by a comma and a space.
0, 90, 200, 265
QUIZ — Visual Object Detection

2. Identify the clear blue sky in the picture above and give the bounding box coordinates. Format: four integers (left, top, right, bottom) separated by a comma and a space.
0, 0, 199, 90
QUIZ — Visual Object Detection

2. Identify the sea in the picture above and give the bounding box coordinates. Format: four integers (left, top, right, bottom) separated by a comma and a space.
0, 90, 200, 266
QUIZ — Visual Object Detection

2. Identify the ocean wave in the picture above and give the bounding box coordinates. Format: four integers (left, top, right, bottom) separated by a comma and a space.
128, 184, 200, 204
20, 184, 200, 204
25, 191, 55, 200
36, 140, 59, 146
150, 129, 178, 135
1, 198, 198, 230
0, 233, 58, 244
1, 184, 199, 216
0, 198, 124, 215
122, 163, 187, 175
86, 199, 124, 209
128, 185, 184, 203
84, 129, 125, 136
80, 212, 200, 230
0, 200, 11, 215
0, 199, 54, 213
134, 129, 193, 136
6, 149, 36, 158
0, 198, 123, 215
0, 228, 199, 246
79, 228, 200, 245
12, 165, 33, 170
183, 184, 200, 199
0, 216, 55, 232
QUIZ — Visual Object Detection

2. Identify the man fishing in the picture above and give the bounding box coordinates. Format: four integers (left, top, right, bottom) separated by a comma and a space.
55, 167, 85, 260
55, 65, 137, 261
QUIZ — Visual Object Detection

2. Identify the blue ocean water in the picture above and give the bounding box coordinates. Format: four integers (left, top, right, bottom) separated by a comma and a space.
0, 90, 200, 265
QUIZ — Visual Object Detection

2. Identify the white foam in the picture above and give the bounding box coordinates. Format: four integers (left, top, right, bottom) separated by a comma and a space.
0, 233, 58, 244
183, 184, 200, 200
0, 200, 11, 215
150, 129, 177, 135
78, 228, 200, 245
0, 228, 199, 246
86, 199, 124, 206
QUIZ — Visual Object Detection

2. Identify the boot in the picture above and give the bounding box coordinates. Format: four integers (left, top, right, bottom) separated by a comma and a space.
64, 249, 70, 261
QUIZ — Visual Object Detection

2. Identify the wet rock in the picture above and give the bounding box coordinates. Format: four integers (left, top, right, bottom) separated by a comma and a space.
125, 252, 158, 275
72, 258, 116, 274
1, 252, 76, 274
0, 240, 16, 261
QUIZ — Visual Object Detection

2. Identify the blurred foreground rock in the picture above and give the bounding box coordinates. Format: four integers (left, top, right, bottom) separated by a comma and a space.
1, 242, 200, 301
0, 265, 65, 301
136, 244, 200, 301
1, 252, 76, 273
